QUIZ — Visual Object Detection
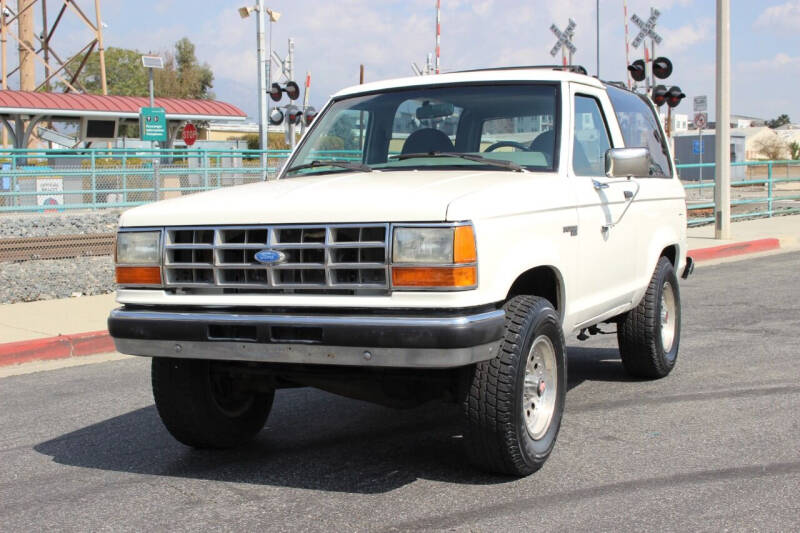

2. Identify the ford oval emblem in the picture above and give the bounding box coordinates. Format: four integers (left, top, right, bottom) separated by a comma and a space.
254, 250, 287, 265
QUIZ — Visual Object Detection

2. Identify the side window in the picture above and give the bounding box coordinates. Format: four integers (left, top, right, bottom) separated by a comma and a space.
573, 95, 612, 176
311, 109, 370, 161
606, 85, 672, 177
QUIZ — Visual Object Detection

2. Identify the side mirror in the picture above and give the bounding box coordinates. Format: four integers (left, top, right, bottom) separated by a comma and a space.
605, 147, 650, 178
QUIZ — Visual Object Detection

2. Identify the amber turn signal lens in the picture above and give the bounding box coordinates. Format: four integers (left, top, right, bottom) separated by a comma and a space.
453, 225, 477, 263
391, 266, 477, 288
115, 266, 162, 285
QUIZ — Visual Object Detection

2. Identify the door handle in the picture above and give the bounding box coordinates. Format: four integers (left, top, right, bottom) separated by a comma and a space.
624, 190, 634, 199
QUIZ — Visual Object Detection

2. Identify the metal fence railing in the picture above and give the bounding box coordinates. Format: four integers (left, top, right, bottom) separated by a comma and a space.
2, 149, 799, 224
678, 160, 800, 225
0, 148, 293, 213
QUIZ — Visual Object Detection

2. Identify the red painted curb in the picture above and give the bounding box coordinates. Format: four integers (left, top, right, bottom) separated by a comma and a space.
0, 237, 783, 368
0, 330, 113, 367
689, 238, 781, 262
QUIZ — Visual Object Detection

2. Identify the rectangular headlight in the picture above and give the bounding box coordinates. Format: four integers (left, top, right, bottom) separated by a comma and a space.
116, 231, 161, 265
393, 227, 454, 264
391, 224, 478, 291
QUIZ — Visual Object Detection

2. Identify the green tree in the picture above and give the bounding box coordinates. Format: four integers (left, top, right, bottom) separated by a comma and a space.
789, 141, 800, 160
57, 46, 148, 95
766, 114, 791, 129
154, 38, 215, 100
57, 38, 214, 100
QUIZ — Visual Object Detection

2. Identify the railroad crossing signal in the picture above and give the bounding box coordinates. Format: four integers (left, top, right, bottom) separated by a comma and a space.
631, 8, 662, 48
549, 19, 577, 59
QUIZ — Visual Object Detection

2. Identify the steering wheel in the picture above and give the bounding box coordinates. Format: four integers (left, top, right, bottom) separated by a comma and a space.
484, 141, 530, 152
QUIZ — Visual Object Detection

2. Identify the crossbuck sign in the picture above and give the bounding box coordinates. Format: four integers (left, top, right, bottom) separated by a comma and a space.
550, 19, 577, 57
631, 8, 662, 48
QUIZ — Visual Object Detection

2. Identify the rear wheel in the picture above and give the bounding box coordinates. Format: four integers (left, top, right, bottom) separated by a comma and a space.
617, 256, 681, 378
463, 295, 566, 476
151, 357, 274, 449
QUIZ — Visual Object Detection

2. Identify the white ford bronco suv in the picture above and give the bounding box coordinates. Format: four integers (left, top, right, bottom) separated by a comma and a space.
109, 66, 693, 476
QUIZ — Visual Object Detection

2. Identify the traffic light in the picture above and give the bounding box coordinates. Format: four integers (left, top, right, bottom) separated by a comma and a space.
268, 107, 284, 125
652, 57, 673, 79
285, 105, 302, 126
285, 81, 300, 100
269, 81, 301, 102
666, 86, 685, 108
303, 106, 317, 126
627, 59, 646, 82
269, 82, 282, 102
651, 85, 668, 107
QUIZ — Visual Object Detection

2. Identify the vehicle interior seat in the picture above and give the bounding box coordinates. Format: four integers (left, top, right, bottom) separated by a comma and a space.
529, 129, 555, 165
401, 128, 455, 154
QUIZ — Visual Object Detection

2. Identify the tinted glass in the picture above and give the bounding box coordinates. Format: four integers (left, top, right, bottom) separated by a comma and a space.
573, 95, 612, 176
285, 84, 559, 176
606, 84, 672, 177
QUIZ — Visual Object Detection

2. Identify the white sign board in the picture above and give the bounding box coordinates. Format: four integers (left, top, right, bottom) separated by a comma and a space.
694, 96, 707, 113
694, 112, 708, 130
36, 178, 63, 207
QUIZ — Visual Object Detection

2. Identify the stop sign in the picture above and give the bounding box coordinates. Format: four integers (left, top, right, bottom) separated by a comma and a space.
182, 123, 197, 146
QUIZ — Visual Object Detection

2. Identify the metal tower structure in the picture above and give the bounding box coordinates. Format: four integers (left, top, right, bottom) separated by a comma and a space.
0, 0, 108, 95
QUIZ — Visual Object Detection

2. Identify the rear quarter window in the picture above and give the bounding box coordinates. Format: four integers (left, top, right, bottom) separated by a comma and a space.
606, 85, 673, 178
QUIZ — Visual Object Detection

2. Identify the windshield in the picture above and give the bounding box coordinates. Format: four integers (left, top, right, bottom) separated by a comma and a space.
282, 84, 559, 177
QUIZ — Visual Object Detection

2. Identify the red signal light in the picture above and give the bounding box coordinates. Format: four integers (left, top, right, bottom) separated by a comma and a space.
627, 59, 646, 82
666, 86, 686, 108
651, 85, 668, 107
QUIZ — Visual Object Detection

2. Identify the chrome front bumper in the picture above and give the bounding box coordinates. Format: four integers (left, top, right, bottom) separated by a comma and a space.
109, 307, 505, 369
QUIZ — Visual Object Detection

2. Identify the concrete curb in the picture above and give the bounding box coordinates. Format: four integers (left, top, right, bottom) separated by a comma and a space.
689, 238, 781, 262
0, 330, 113, 367
0, 236, 786, 368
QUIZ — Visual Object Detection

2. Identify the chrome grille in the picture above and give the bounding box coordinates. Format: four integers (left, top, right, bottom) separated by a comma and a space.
163, 224, 389, 293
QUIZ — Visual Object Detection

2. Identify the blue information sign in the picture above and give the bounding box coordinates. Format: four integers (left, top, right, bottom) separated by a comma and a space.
692, 139, 704, 155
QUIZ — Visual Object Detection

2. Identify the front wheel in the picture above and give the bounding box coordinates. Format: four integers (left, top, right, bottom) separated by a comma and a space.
151, 357, 274, 449
617, 256, 682, 378
463, 295, 567, 476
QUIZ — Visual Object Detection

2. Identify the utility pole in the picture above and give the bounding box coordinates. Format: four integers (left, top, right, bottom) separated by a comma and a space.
714, 0, 731, 239
94, 0, 107, 94
18, 0, 34, 92
256, 0, 268, 179
596, 0, 600, 77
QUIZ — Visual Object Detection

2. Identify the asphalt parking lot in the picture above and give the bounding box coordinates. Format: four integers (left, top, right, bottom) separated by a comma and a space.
1, 252, 799, 531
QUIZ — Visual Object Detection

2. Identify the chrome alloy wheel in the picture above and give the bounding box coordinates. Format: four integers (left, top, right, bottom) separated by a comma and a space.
523, 335, 558, 440
660, 280, 677, 354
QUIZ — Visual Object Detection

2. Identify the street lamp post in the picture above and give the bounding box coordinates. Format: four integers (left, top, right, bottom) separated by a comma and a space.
239, 3, 280, 180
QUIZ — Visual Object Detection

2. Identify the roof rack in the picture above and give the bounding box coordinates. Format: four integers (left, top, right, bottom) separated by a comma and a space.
450, 65, 589, 75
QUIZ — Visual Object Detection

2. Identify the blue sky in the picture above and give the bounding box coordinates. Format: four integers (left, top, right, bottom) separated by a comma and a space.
16, 0, 800, 122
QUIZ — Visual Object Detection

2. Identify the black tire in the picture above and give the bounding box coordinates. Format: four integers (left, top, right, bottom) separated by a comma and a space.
617, 256, 681, 379
151, 357, 274, 449
463, 295, 567, 476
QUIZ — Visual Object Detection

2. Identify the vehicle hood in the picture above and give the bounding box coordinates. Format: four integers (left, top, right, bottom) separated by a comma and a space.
118, 170, 537, 227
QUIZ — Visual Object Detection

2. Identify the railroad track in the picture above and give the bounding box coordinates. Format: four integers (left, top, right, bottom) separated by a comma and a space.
0, 233, 115, 262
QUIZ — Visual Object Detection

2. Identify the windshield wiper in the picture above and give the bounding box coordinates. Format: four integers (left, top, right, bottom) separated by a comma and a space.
285, 160, 372, 174
390, 152, 526, 172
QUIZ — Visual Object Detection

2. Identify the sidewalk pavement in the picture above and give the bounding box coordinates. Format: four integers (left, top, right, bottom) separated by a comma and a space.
1, 215, 799, 367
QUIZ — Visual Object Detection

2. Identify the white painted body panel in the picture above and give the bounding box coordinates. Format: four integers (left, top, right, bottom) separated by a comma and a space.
116, 72, 688, 336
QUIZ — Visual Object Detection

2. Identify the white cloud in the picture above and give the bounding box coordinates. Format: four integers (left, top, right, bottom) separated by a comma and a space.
755, 1, 800, 32
659, 19, 712, 54
739, 53, 800, 72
